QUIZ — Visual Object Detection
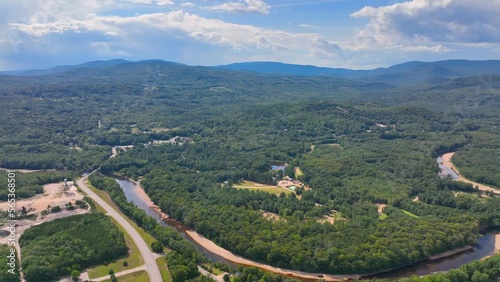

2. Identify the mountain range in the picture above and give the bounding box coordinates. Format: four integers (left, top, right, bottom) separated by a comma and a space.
1, 59, 499, 87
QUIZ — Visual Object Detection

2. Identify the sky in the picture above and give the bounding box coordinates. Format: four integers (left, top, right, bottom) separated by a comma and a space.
0, 0, 499, 71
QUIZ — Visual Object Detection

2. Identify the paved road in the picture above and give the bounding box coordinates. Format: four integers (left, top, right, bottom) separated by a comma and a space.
77, 175, 162, 282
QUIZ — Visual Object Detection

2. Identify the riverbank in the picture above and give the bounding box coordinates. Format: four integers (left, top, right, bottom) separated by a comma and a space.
496, 233, 500, 254
121, 177, 500, 281
428, 246, 473, 261
441, 153, 500, 195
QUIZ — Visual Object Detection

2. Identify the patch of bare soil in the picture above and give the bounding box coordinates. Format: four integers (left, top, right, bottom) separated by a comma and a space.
375, 204, 387, 215
260, 211, 283, 222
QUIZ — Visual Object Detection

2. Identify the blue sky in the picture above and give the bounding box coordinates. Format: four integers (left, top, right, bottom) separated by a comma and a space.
0, 0, 499, 71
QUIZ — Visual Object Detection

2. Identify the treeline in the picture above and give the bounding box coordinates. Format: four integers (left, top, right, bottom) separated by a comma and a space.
0, 143, 109, 171
19, 213, 128, 282
0, 245, 19, 282
0, 170, 77, 200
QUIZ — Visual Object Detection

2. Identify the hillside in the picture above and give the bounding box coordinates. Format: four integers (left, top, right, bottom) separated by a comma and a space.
217, 60, 500, 86
1, 59, 499, 278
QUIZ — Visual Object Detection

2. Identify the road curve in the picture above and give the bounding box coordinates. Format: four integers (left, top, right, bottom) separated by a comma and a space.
77, 174, 162, 282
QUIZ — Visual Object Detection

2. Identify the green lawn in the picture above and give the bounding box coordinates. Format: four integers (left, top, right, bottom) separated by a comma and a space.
402, 210, 419, 218
201, 263, 224, 275
379, 213, 388, 220
102, 270, 149, 282
156, 257, 172, 282
233, 180, 292, 196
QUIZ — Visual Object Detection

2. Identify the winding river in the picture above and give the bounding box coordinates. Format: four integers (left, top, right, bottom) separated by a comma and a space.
114, 153, 499, 280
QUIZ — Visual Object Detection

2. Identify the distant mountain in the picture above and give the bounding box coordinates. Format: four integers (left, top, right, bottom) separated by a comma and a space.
215, 61, 361, 77
0, 59, 187, 76
0, 59, 132, 76
217, 60, 500, 86
3, 59, 499, 87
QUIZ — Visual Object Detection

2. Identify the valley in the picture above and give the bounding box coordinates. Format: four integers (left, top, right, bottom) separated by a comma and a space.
0, 59, 499, 282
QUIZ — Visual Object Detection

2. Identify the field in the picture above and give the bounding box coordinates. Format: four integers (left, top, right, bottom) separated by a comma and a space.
233, 180, 293, 196
102, 270, 149, 282
402, 210, 420, 218
295, 167, 304, 177
156, 257, 172, 282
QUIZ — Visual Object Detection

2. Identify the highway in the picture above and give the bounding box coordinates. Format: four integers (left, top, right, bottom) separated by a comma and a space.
76, 174, 162, 282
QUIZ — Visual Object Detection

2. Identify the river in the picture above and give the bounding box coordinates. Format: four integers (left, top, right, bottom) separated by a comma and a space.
115, 179, 232, 264
115, 162, 498, 280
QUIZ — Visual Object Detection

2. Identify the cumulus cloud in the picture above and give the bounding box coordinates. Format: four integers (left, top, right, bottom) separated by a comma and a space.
11, 11, 324, 51
203, 0, 270, 14
6, 9, 357, 67
179, 2, 195, 7
351, 0, 500, 47
121, 0, 174, 5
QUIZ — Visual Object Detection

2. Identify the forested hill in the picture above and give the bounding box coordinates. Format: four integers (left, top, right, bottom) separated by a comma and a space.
1, 58, 500, 277
217, 60, 500, 86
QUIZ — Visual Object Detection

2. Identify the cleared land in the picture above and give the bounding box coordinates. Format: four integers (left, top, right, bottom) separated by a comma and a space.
233, 180, 293, 196
260, 210, 284, 222
295, 167, 304, 177
0, 181, 84, 214
402, 209, 419, 218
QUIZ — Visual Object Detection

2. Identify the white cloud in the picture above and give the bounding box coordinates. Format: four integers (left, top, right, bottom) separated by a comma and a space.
8, 10, 358, 66
179, 2, 195, 7
156, 0, 174, 5
121, 0, 174, 5
299, 24, 319, 29
10, 11, 317, 50
351, 0, 500, 47
203, 0, 270, 14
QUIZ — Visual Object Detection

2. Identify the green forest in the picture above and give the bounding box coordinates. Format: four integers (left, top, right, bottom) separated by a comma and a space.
0, 61, 499, 281
19, 213, 128, 282
0, 245, 20, 282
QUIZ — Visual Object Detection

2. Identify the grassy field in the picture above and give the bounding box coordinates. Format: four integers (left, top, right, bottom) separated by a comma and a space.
295, 167, 304, 177
233, 180, 293, 196
402, 210, 419, 218
87, 217, 143, 279
156, 257, 172, 282
102, 270, 149, 282
202, 263, 224, 275
379, 213, 388, 220
310, 144, 316, 152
